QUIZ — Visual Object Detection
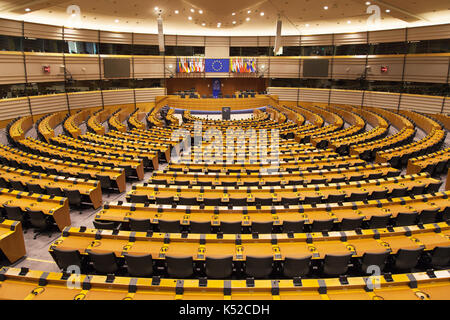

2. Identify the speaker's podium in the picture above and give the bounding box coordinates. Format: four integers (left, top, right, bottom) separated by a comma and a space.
222, 107, 231, 120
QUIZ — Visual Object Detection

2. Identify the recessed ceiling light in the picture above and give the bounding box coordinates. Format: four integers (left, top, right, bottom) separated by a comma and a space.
232, 12, 236, 16
199, 10, 203, 14
71, 13, 76, 17
25, 8, 31, 12
188, 16, 192, 20
247, 10, 251, 14
347, 20, 351, 24
246, 17, 250, 21
365, 1, 371, 5
232, 21, 236, 24
174, 10, 179, 14
260, 12, 264, 16
324, 6, 328, 10
154, 7, 158, 11
305, 23, 310, 27
386, 9, 391, 12
217, 22, 221, 27
115, 19, 119, 23
201, 22, 206, 26
190, 8, 195, 13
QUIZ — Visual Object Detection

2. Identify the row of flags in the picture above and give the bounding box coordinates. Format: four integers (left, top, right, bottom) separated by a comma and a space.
177, 58, 256, 73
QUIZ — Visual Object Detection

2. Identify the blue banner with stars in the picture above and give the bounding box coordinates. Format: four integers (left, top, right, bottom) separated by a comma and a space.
205, 59, 230, 73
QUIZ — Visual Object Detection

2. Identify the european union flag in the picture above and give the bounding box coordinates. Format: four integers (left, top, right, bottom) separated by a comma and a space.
205, 59, 230, 73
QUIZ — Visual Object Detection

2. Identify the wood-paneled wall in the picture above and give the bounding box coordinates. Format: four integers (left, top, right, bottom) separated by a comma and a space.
166, 78, 267, 96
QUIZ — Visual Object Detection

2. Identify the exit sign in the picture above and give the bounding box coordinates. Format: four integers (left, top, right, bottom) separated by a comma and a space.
381, 66, 388, 73
43, 65, 51, 73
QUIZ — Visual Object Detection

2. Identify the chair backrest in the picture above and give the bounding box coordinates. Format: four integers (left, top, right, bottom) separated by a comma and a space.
129, 218, 152, 232
418, 209, 438, 224
26, 183, 45, 194
340, 217, 364, 231
394, 248, 424, 271
220, 221, 241, 234
165, 255, 193, 278
430, 246, 450, 268
130, 194, 149, 204
323, 253, 352, 276
283, 255, 312, 278
311, 219, 334, 232
350, 192, 369, 201
368, 214, 391, 229
124, 253, 153, 277
251, 221, 273, 234
27, 209, 49, 230
360, 251, 390, 274
95, 175, 112, 189
395, 212, 418, 227
45, 186, 64, 197
4, 204, 23, 222
205, 255, 233, 279
93, 220, 116, 230
9, 180, 25, 191
327, 193, 346, 202
88, 251, 119, 274
52, 248, 83, 270
64, 189, 82, 206
303, 195, 322, 204
190, 221, 211, 234
159, 219, 180, 233
245, 255, 273, 278
283, 220, 305, 233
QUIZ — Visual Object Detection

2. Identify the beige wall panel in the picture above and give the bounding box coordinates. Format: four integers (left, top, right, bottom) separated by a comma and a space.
407, 24, 450, 41
164, 35, 177, 46
366, 55, 404, 81
134, 56, 165, 78
205, 37, 229, 47
204, 72, 229, 78
230, 37, 258, 47
133, 33, 159, 45
63, 28, 98, 42
67, 91, 103, 109
368, 29, 406, 43
257, 36, 272, 47
30, 94, 68, 114
24, 22, 62, 40
404, 55, 449, 83
103, 89, 134, 106
177, 35, 205, 46
400, 94, 444, 114
25, 53, 65, 83
443, 97, 450, 114
301, 34, 333, 46
282, 36, 301, 47
0, 52, 26, 84
0, 97, 30, 121
299, 88, 330, 103
268, 58, 301, 78
363, 91, 400, 110
0, 18, 23, 37
330, 90, 363, 105
100, 31, 133, 44
135, 88, 166, 103
334, 32, 367, 45
205, 46, 229, 58
65, 54, 100, 80
332, 57, 366, 80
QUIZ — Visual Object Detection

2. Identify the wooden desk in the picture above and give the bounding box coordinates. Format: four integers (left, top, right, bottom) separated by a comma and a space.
0, 219, 26, 263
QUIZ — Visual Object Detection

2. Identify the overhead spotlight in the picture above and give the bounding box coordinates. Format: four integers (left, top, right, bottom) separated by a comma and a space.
154, 7, 159, 11
25, 8, 31, 12
260, 12, 264, 16
199, 10, 203, 14
385, 9, 391, 12
217, 22, 221, 27
202, 22, 206, 26
115, 19, 119, 23
71, 13, 76, 17
232, 21, 236, 24
347, 20, 351, 24
305, 23, 310, 27
365, 1, 371, 5
246, 17, 250, 21
247, 10, 251, 14
324, 6, 328, 10
188, 16, 192, 20
232, 12, 236, 16
174, 10, 179, 14
190, 8, 195, 13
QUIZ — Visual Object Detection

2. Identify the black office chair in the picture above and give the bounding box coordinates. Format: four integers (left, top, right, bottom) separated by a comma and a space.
310, 219, 334, 232
124, 253, 153, 277
190, 221, 211, 234
326, 193, 346, 203
389, 187, 407, 198
26, 183, 45, 194
251, 221, 273, 234
418, 208, 439, 224
88, 251, 119, 275
350, 191, 369, 202
0, 177, 9, 188
255, 196, 272, 206
129, 194, 149, 204
303, 195, 322, 204
426, 181, 442, 193
220, 221, 242, 234
245, 255, 273, 279
322, 253, 353, 277
4, 204, 25, 223
93, 220, 117, 230
340, 217, 364, 231
205, 255, 233, 279
9, 180, 25, 191
158, 219, 180, 233
428, 246, 450, 268
283, 220, 305, 233
156, 196, 174, 205
179, 197, 197, 206
410, 184, 426, 195
366, 214, 391, 229
64, 189, 82, 207
392, 248, 424, 272
394, 212, 418, 227
78, 173, 92, 180
95, 175, 112, 190
27, 209, 53, 239
283, 255, 312, 278
359, 251, 390, 274
128, 218, 152, 232
281, 196, 299, 205
370, 190, 388, 200
45, 186, 64, 197
51, 248, 85, 271
165, 255, 194, 278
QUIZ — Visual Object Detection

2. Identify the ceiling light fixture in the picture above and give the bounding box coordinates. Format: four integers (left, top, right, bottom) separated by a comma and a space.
199, 10, 203, 14
115, 19, 119, 23
174, 10, 179, 14
154, 7, 158, 11
201, 22, 206, 26
25, 8, 31, 12
247, 10, 251, 14
217, 22, 221, 27
246, 17, 250, 21
305, 23, 310, 27
347, 20, 351, 24
188, 16, 192, 20
232, 21, 236, 24
232, 12, 236, 16
365, 1, 371, 5
260, 12, 264, 16
324, 6, 328, 10
386, 9, 391, 12
190, 8, 195, 13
